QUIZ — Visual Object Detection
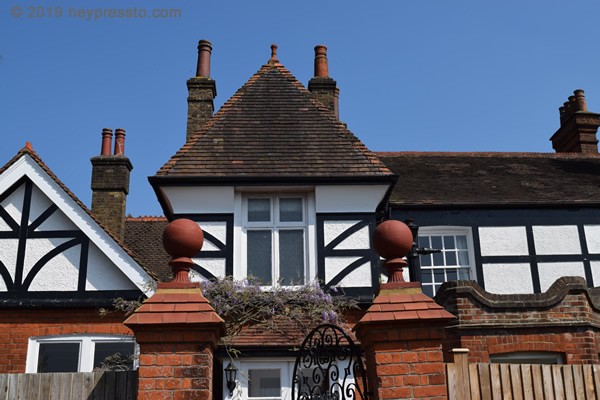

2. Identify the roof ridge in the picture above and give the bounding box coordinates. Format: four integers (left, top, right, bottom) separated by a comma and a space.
377, 151, 600, 158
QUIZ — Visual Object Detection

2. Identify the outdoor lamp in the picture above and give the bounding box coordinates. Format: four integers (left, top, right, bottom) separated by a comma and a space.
225, 362, 238, 395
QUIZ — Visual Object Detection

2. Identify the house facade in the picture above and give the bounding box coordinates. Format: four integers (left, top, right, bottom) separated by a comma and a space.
2, 39, 600, 399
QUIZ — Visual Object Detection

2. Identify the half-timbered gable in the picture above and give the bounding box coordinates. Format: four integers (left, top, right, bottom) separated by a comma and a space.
0, 144, 154, 307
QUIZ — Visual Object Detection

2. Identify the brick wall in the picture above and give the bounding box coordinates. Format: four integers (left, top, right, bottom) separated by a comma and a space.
186, 78, 216, 141
0, 308, 131, 373
436, 277, 600, 364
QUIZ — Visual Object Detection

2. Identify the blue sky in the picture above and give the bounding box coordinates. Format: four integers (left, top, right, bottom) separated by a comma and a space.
2, 1, 600, 216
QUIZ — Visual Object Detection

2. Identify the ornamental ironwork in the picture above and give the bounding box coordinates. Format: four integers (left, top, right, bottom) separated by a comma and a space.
292, 324, 369, 400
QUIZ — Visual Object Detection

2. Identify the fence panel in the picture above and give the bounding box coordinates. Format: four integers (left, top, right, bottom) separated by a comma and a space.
447, 352, 600, 400
0, 371, 137, 400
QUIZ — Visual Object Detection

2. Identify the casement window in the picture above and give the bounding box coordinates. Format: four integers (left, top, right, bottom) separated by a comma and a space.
26, 335, 137, 373
490, 352, 564, 365
418, 227, 475, 297
240, 195, 312, 286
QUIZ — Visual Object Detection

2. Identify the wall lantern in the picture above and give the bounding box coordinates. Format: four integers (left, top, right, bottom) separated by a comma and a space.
225, 362, 238, 395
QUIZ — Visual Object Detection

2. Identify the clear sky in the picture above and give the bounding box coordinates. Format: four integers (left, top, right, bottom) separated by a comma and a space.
2, 1, 600, 216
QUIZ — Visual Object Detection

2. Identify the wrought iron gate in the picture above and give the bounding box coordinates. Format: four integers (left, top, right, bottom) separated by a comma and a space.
291, 324, 369, 400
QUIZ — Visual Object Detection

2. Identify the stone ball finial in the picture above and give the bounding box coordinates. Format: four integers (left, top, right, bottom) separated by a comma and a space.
373, 220, 413, 260
163, 219, 204, 258
162, 219, 204, 284
373, 220, 413, 283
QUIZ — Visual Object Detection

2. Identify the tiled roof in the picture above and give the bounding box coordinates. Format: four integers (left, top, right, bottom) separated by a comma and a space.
124, 285, 225, 329
377, 152, 600, 207
124, 217, 171, 281
156, 61, 393, 179
358, 291, 454, 322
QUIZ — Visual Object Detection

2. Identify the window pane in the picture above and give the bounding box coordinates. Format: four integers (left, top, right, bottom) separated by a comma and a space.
248, 369, 281, 398
279, 198, 303, 222
420, 254, 431, 267
431, 236, 443, 249
443, 236, 455, 249
433, 269, 445, 283
447, 269, 458, 281
459, 268, 471, 280
248, 199, 271, 222
38, 343, 80, 372
422, 285, 434, 297
433, 252, 444, 266
418, 236, 430, 248
421, 270, 433, 283
446, 251, 457, 266
93, 342, 135, 371
248, 230, 272, 285
458, 250, 470, 266
279, 230, 304, 285
456, 235, 468, 249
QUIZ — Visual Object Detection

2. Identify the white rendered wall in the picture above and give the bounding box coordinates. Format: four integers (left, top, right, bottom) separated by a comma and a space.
538, 262, 586, 292
29, 245, 80, 291
479, 227, 528, 256
23, 238, 72, 280
28, 185, 52, 225
584, 225, 600, 254
162, 186, 235, 214
315, 185, 389, 213
325, 257, 371, 287
533, 225, 581, 255
324, 221, 370, 250
1, 184, 24, 224
323, 220, 371, 287
0, 239, 18, 288
86, 243, 138, 291
483, 263, 534, 294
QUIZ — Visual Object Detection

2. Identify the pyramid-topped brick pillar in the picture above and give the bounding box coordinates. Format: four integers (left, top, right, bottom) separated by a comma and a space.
125, 219, 225, 400
354, 220, 455, 400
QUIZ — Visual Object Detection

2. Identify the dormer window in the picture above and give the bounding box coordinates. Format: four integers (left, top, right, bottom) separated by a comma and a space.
240, 195, 311, 286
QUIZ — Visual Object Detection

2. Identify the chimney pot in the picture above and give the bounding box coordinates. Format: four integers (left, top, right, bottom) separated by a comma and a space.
270, 44, 278, 62
314, 45, 329, 78
196, 40, 213, 78
101, 128, 113, 156
575, 89, 587, 112
114, 128, 126, 155
551, 90, 600, 154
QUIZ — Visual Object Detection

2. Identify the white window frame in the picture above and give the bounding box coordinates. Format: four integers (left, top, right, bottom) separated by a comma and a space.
223, 358, 294, 400
417, 226, 476, 296
26, 334, 137, 373
234, 191, 317, 287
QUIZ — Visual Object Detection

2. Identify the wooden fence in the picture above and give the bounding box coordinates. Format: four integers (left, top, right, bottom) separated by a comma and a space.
447, 349, 600, 400
0, 371, 137, 400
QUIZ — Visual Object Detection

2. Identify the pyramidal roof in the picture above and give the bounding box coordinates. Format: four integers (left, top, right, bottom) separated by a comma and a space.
156, 59, 393, 180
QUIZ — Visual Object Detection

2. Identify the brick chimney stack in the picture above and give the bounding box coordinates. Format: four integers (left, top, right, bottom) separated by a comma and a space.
551, 89, 600, 153
91, 128, 132, 239
308, 45, 340, 118
186, 39, 217, 141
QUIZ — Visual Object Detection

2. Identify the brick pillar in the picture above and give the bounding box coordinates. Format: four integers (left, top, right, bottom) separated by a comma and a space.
125, 219, 225, 400
354, 220, 455, 400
